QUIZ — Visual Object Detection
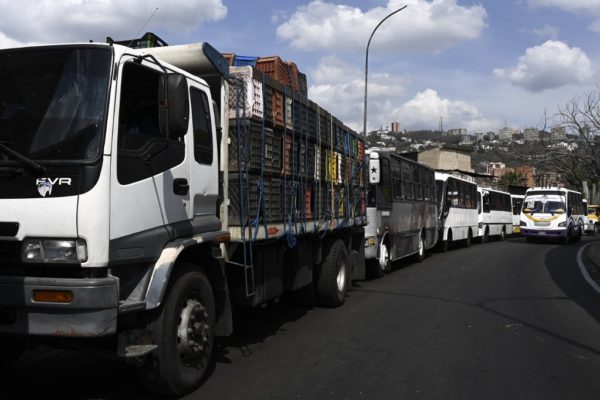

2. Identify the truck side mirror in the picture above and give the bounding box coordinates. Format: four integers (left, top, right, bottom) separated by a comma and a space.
159, 73, 189, 139
369, 158, 380, 184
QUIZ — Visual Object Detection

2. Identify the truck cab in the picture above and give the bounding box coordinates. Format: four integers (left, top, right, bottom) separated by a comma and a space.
0, 42, 231, 395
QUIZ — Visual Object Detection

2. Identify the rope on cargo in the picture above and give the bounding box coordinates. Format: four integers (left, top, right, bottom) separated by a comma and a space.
283, 86, 298, 248
313, 105, 320, 234
226, 74, 254, 272
251, 77, 268, 241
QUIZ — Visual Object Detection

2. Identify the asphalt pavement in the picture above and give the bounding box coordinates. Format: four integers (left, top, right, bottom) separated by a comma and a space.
2, 235, 600, 400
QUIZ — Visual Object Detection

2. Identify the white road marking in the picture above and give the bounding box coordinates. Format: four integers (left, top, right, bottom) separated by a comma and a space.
577, 242, 600, 294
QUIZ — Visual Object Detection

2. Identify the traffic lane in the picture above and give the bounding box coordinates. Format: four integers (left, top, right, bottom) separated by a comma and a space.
191, 236, 600, 400
2, 237, 600, 399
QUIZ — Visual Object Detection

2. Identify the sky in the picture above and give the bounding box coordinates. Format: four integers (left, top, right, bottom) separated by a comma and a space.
1, 0, 599, 134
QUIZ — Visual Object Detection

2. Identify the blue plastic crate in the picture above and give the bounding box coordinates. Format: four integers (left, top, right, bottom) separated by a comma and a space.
234, 55, 258, 67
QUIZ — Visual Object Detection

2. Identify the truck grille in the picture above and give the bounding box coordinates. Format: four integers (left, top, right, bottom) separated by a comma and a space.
0, 241, 20, 263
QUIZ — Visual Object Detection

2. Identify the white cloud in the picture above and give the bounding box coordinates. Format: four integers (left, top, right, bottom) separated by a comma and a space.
493, 40, 594, 92
277, 0, 487, 53
532, 24, 559, 40
308, 57, 499, 132
391, 89, 501, 132
527, 0, 600, 12
308, 56, 409, 131
0, 0, 227, 48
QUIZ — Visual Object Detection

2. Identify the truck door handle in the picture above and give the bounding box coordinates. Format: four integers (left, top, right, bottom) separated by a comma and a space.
173, 178, 189, 195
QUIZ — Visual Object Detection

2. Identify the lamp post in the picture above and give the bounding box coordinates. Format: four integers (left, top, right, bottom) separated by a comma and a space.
362, 5, 407, 137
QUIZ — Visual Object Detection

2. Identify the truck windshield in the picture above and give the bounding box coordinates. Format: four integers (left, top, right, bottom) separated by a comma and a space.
0, 47, 111, 163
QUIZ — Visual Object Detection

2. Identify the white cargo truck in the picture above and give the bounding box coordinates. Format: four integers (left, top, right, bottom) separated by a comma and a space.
0, 38, 366, 396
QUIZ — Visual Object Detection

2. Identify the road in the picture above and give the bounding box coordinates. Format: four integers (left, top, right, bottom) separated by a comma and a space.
3, 236, 600, 399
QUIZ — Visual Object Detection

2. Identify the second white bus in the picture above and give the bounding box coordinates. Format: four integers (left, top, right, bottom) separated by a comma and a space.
477, 187, 513, 242
435, 172, 479, 250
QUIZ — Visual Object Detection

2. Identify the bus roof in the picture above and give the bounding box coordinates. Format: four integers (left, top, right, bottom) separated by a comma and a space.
525, 187, 581, 195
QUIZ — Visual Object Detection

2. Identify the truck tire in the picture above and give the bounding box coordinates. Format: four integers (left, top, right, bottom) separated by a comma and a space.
0, 337, 25, 371
317, 240, 348, 307
138, 265, 215, 397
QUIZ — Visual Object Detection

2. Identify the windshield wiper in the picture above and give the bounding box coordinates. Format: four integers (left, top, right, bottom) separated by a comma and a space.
0, 141, 46, 175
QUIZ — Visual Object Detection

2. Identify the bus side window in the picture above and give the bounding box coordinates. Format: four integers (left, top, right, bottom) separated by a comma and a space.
483, 192, 490, 213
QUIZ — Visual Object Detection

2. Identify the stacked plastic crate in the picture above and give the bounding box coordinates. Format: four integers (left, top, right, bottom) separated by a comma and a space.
226, 56, 366, 234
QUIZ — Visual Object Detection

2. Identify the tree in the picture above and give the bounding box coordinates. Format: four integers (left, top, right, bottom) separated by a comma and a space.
503, 89, 600, 191
498, 171, 526, 188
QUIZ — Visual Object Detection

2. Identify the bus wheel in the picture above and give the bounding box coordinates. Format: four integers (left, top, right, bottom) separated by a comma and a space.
317, 240, 348, 307
464, 230, 472, 248
562, 227, 572, 244
574, 227, 582, 242
499, 228, 506, 241
439, 231, 451, 252
482, 228, 489, 243
415, 233, 426, 262
379, 242, 391, 273
138, 266, 215, 397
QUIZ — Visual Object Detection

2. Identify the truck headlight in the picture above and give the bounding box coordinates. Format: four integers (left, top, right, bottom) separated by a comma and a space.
22, 239, 87, 263
557, 222, 567, 228
520, 221, 527, 227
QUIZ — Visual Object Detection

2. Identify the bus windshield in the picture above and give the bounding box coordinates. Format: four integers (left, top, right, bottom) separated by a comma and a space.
523, 193, 566, 214
435, 180, 445, 216
0, 47, 111, 163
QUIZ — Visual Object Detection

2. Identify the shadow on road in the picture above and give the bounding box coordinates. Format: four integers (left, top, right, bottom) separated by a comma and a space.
545, 238, 600, 324
0, 301, 311, 400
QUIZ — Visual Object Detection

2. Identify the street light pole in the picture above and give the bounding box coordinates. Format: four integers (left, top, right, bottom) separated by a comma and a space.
362, 5, 408, 138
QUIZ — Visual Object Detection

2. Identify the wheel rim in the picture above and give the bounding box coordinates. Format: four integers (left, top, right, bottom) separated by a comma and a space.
336, 258, 347, 292
379, 243, 389, 271
419, 237, 424, 256
500, 230, 505, 240
177, 297, 211, 366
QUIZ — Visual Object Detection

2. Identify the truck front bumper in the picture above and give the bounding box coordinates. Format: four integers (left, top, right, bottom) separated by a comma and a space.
0, 275, 119, 337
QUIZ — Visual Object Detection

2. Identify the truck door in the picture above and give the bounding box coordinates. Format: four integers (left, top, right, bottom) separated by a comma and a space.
110, 58, 190, 259
187, 83, 219, 229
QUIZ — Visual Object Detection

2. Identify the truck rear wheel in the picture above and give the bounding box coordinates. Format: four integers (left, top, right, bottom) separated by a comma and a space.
317, 240, 348, 307
138, 265, 215, 397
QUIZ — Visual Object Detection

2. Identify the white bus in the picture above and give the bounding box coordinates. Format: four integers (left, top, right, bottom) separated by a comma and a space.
520, 187, 585, 243
366, 150, 438, 277
435, 172, 479, 251
477, 187, 513, 242
511, 194, 525, 234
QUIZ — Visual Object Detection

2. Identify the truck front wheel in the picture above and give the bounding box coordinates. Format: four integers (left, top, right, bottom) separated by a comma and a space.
0, 336, 25, 371
316, 240, 348, 307
138, 265, 215, 397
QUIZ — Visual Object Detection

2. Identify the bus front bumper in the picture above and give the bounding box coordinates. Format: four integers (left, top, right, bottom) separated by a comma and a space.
364, 236, 378, 259
521, 228, 567, 238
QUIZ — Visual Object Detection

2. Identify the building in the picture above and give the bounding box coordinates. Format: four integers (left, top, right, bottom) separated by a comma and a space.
482, 161, 505, 175
417, 146, 474, 172
514, 166, 535, 187
550, 127, 566, 141
460, 134, 475, 145
498, 126, 514, 141
523, 128, 540, 141
446, 128, 467, 137
391, 121, 401, 133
